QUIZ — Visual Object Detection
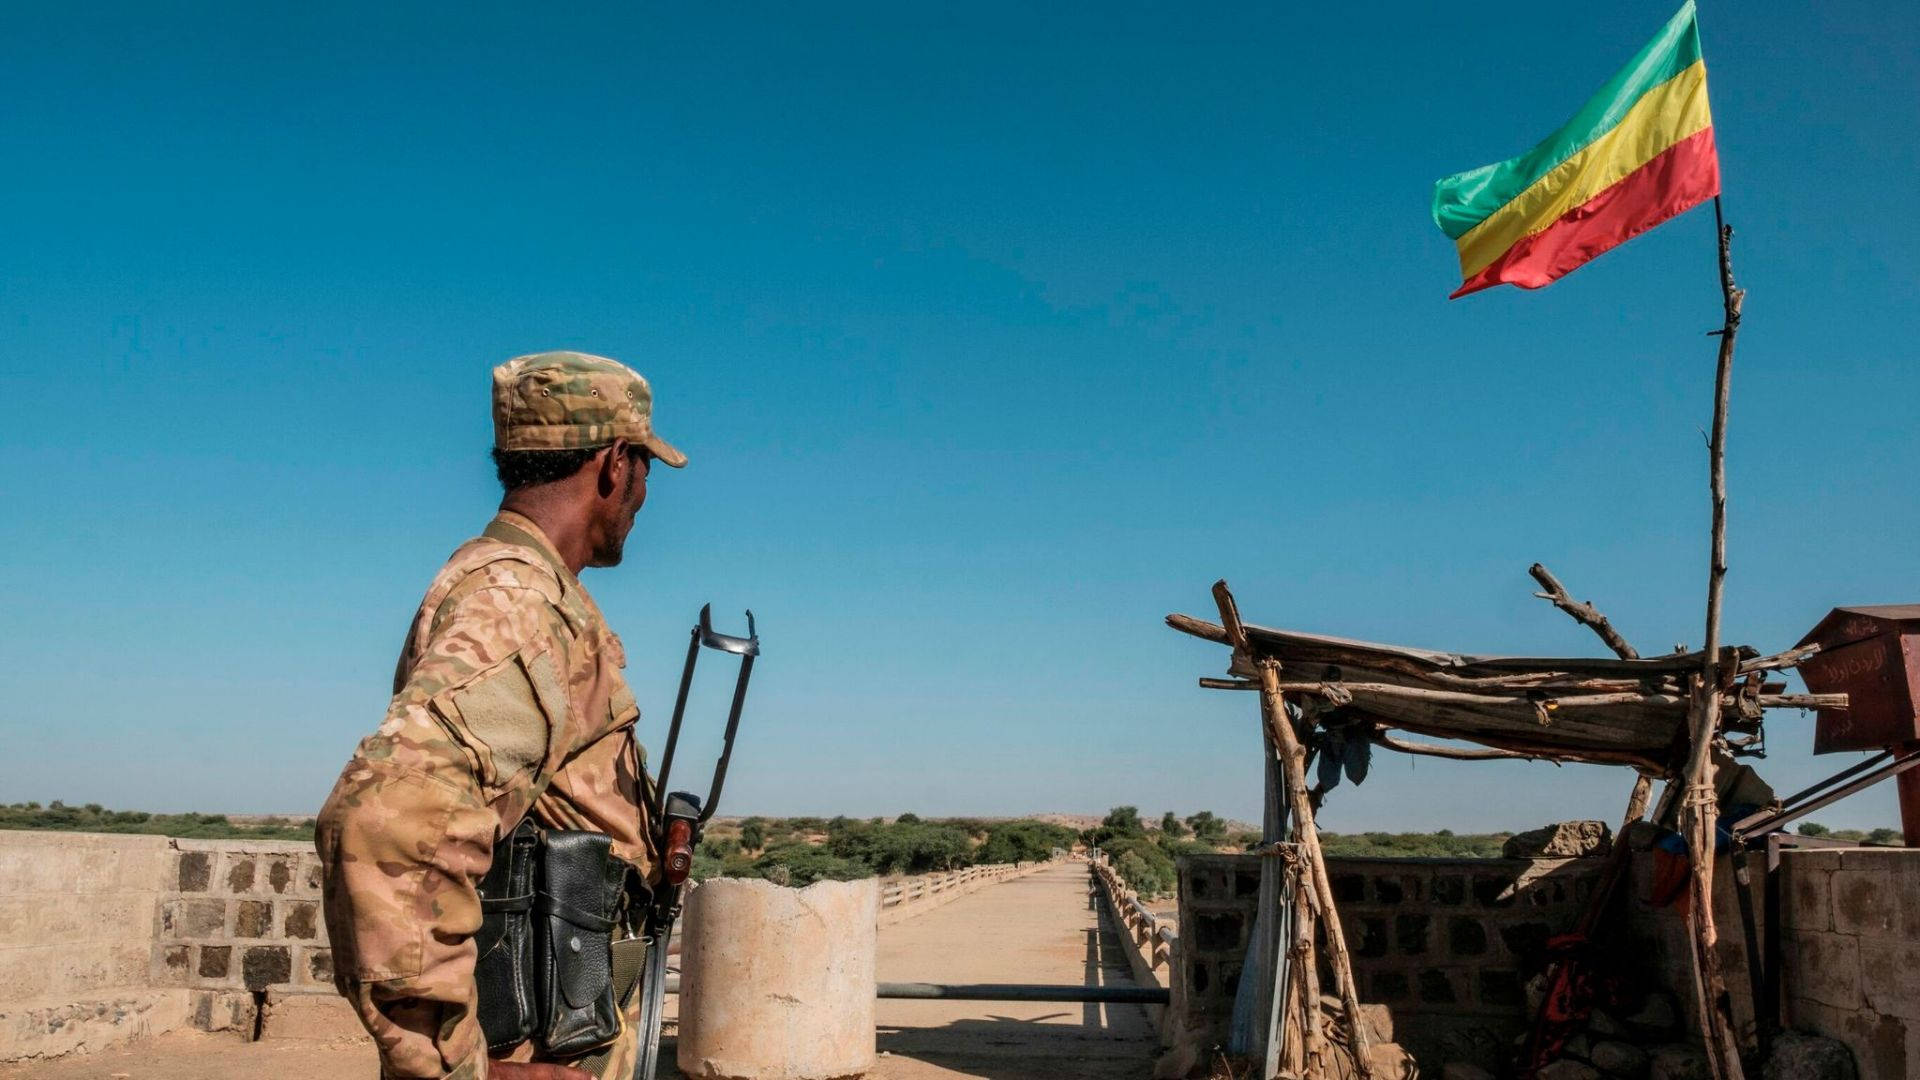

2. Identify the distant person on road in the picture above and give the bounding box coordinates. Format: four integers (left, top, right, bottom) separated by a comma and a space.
315, 352, 687, 1080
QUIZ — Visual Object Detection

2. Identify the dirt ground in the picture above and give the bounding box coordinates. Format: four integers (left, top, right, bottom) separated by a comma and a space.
0, 863, 1158, 1080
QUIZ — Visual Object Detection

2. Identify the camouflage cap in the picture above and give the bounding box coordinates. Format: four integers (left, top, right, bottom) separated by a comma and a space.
491, 351, 687, 467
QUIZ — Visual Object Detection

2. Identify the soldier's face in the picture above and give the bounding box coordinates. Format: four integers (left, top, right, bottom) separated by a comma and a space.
589, 448, 650, 568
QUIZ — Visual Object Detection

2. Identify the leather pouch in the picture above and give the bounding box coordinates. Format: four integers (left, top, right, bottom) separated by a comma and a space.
474, 818, 541, 1052
536, 830, 626, 1057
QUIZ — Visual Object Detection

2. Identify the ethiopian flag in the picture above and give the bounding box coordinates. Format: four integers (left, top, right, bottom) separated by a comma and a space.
1433, 2, 1720, 298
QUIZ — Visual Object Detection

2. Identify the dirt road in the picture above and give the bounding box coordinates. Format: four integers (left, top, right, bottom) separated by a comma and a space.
0, 861, 1157, 1080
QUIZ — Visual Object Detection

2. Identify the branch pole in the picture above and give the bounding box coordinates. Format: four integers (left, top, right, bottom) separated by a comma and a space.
1681, 197, 1747, 1080
1213, 580, 1373, 1080
1528, 563, 1641, 660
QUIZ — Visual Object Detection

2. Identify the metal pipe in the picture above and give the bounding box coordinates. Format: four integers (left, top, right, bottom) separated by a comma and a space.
875, 981, 1169, 1004
652, 977, 1166, 1004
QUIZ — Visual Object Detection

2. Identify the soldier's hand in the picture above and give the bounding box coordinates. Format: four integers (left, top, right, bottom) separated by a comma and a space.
487, 1060, 595, 1080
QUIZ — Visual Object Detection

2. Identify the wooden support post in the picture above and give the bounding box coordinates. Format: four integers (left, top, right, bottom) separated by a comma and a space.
1214, 580, 1373, 1080
1622, 773, 1654, 832
1292, 869, 1324, 1077
1679, 202, 1747, 1080
1250, 737, 1289, 1077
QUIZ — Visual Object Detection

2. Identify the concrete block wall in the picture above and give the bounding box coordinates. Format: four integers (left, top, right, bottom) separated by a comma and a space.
1172, 853, 1601, 1058
0, 831, 189, 1060
151, 838, 333, 1000
1777, 846, 1920, 1080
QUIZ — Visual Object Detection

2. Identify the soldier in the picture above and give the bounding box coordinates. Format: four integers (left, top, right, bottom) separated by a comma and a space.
316, 351, 688, 1080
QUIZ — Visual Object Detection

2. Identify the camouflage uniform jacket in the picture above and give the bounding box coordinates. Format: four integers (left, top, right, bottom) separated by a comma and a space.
317, 511, 656, 1079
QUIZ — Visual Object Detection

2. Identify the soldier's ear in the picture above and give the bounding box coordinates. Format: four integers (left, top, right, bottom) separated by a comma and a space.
597, 439, 633, 497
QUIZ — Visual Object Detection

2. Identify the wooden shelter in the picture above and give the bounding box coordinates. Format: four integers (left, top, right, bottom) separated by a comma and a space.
1167, 577, 1844, 1080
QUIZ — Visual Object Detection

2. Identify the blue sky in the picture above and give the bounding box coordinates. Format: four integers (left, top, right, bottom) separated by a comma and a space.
1, 2, 1913, 831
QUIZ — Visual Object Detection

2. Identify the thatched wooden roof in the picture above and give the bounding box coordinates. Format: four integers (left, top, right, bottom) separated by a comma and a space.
1167, 612, 1762, 768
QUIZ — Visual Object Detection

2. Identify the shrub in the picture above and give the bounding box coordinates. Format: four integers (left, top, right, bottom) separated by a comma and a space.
1102, 835, 1177, 899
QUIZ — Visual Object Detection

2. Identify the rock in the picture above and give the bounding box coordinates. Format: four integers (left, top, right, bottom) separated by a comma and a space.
1762, 1031, 1858, 1080
1563, 1033, 1593, 1061
1538, 1060, 1602, 1080
1435, 1024, 1506, 1074
1649, 1044, 1712, 1080
1504, 820, 1613, 859
1364, 1041, 1417, 1079
1587, 1010, 1623, 1038
1525, 971, 1551, 1015
1625, 992, 1681, 1034
1592, 1039, 1652, 1078
1442, 1064, 1495, 1080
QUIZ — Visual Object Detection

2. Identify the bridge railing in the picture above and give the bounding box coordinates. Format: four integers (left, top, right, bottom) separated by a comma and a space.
1088, 853, 1178, 981
878, 861, 1033, 909
871, 859, 1053, 926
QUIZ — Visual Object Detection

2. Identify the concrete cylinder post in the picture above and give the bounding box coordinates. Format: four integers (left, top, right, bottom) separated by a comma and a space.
677, 877, 879, 1079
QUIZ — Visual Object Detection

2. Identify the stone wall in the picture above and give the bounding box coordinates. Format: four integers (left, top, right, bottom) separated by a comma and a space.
1777, 846, 1920, 1080
151, 838, 335, 1004
1172, 853, 1602, 1065
0, 828, 1054, 1062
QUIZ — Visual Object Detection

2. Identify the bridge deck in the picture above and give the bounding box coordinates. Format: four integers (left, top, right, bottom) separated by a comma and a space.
872, 860, 1158, 1079
0, 861, 1157, 1080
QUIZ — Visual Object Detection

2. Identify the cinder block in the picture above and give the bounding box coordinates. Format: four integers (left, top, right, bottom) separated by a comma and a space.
0, 947, 57, 1000
283, 901, 319, 940
166, 898, 226, 938
1784, 864, 1834, 932
177, 851, 213, 893
226, 857, 257, 895
235, 900, 274, 939
1832, 868, 1898, 936
198, 945, 231, 979
1372, 969, 1410, 1002
1478, 969, 1522, 1008
242, 945, 292, 988
1787, 930, 1862, 1011
295, 946, 335, 986
1396, 913, 1431, 955
1449, 916, 1489, 956
1418, 968, 1457, 1004
1858, 939, 1920, 1021
110, 940, 149, 985
1352, 916, 1388, 959
156, 944, 191, 985
299, 855, 324, 896
1785, 848, 1845, 872
1332, 873, 1365, 902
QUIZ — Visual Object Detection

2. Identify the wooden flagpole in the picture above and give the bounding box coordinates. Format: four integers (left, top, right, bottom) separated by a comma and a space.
1680, 196, 1747, 1080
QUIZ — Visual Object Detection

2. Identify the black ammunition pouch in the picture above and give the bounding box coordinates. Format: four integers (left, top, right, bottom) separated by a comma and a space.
536, 831, 627, 1056
475, 823, 634, 1058
475, 819, 540, 1052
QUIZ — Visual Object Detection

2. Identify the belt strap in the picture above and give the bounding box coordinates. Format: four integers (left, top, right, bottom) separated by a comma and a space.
537, 892, 617, 934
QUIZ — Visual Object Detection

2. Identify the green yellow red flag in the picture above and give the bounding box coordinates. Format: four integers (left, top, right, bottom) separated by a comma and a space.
1432, 2, 1720, 298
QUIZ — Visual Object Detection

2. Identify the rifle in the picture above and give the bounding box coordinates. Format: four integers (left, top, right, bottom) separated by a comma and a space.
633, 605, 759, 1080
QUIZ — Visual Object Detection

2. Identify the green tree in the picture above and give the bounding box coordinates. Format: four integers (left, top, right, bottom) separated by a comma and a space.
1185, 811, 1227, 842
1866, 828, 1903, 847
739, 820, 765, 852
896, 812, 920, 824
749, 846, 868, 887
1160, 811, 1186, 838
1103, 836, 1177, 899
1797, 822, 1831, 837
